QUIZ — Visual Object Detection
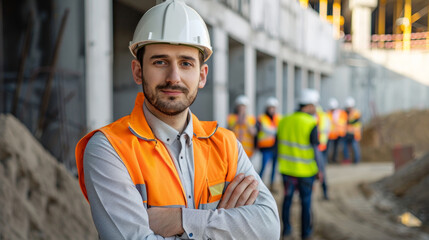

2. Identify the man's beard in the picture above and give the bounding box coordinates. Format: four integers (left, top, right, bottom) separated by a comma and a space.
142, 78, 198, 116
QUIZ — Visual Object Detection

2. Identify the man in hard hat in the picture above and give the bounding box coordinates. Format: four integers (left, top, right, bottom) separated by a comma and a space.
326, 97, 347, 163
256, 97, 280, 192
277, 88, 323, 240
75, 1, 280, 239
343, 96, 362, 164
227, 95, 257, 158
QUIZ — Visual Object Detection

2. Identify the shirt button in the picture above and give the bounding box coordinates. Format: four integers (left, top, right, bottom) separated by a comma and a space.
180, 156, 183, 159
189, 233, 193, 237
188, 195, 191, 199
166, 138, 170, 141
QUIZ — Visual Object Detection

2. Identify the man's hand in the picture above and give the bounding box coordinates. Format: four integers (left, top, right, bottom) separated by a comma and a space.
217, 173, 259, 209
147, 207, 184, 237
317, 171, 324, 183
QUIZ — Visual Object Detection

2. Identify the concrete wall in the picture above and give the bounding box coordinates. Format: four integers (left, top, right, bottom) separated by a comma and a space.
183, 0, 336, 125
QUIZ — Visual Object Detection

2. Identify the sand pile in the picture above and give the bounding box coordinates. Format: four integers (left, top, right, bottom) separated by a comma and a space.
361, 109, 429, 162
0, 114, 97, 239
372, 152, 429, 227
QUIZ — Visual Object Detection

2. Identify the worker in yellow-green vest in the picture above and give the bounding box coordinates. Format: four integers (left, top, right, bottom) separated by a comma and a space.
256, 97, 280, 191
227, 95, 257, 158
278, 88, 323, 240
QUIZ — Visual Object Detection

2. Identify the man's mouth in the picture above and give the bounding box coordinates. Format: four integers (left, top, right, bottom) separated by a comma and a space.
161, 89, 183, 96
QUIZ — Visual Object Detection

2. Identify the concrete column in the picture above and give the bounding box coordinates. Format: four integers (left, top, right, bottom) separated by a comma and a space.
350, 0, 377, 51
85, 0, 113, 130
276, 57, 283, 114
212, 27, 229, 127
302, 68, 308, 89
287, 63, 295, 113
314, 71, 322, 92
245, 44, 256, 116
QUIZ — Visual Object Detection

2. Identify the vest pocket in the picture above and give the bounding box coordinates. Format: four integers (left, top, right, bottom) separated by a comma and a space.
199, 180, 225, 210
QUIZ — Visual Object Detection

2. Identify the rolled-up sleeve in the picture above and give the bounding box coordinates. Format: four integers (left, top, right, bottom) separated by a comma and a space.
181, 139, 280, 240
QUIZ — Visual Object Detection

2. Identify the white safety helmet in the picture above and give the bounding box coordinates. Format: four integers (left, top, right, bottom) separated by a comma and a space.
299, 88, 319, 105
129, 0, 213, 62
345, 96, 356, 108
235, 95, 249, 106
265, 97, 279, 108
328, 98, 339, 109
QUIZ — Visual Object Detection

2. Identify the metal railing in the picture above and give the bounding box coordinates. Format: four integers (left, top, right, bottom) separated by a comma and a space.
344, 32, 429, 50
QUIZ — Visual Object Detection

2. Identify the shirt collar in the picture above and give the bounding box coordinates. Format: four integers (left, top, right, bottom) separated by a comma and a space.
143, 100, 194, 146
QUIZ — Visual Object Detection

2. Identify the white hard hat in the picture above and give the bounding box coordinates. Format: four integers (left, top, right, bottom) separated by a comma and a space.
129, 0, 213, 62
235, 95, 249, 106
345, 96, 355, 108
299, 88, 319, 105
328, 98, 339, 109
265, 97, 279, 108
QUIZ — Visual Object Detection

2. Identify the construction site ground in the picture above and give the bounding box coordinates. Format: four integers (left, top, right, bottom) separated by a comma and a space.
264, 162, 429, 240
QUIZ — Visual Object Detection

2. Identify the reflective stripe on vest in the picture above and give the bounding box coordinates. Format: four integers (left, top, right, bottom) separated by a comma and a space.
257, 114, 280, 148
278, 112, 318, 177
76, 93, 239, 210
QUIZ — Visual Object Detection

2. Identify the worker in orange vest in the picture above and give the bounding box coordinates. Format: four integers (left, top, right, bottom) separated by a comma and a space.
227, 95, 257, 158
256, 97, 281, 191
326, 98, 347, 163
343, 97, 362, 164
75, 1, 280, 239
316, 106, 331, 200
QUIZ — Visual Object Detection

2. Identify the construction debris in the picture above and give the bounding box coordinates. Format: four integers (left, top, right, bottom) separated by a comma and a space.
361, 109, 429, 162
373, 152, 429, 227
0, 114, 97, 239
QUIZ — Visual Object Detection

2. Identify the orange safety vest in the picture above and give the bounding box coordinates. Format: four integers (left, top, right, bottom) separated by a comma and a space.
227, 114, 256, 157
346, 108, 362, 141
327, 109, 347, 140
76, 93, 238, 210
257, 113, 280, 148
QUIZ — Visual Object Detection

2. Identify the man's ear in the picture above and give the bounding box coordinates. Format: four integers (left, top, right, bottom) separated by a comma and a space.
198, 64, 208, 88
131, 59, 142, 85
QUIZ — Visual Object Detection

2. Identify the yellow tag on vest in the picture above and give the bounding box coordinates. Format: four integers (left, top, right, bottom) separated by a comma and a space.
209, 182, 225, 196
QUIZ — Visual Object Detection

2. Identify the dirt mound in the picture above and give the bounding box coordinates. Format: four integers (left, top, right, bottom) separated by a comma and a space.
0, 114, 97, 239
361, 109, 429, 162
373, 152, 429, 227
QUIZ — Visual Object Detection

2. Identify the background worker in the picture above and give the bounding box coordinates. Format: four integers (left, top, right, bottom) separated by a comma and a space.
316, 106, 331, 200
75, 1, 280, 239
343, 96, 362, 164
278, 88, 323, 240
256, 97, 280, 191
227, 95, 257, 158
326, 97, 347, 163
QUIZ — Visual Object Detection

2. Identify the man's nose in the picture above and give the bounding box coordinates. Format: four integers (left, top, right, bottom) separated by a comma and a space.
166, 64, 181, 84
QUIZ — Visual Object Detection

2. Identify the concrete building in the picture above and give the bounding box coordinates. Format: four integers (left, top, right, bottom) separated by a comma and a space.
1, 0, 336, 172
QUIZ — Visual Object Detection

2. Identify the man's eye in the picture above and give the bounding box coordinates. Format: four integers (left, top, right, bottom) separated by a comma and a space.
182, 62, 193, 67
154, 60, 165, 65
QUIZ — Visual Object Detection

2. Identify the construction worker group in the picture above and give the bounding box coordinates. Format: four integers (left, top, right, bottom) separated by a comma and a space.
228, 91, 362, 239
75, 1, 361, 239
